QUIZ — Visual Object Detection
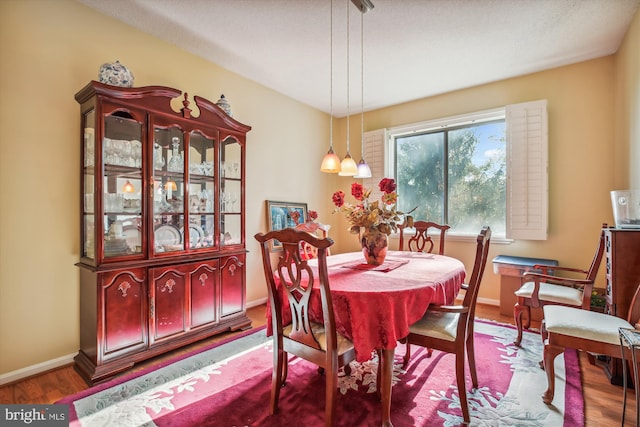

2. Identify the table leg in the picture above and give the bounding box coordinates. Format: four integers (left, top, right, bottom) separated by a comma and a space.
632, 346, 640, 427
620, 336, 628, 426
380, 348, 394, 427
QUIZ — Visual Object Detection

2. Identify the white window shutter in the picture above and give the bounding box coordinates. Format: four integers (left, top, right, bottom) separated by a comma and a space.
506, 99, 548, 240
362, 129, 387, 200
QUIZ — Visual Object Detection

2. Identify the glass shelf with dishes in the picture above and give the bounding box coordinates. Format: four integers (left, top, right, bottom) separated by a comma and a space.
154, 214, 185, 254
101, 113, 143, 259
82, 110, 96, 259
220, 137, 242, 246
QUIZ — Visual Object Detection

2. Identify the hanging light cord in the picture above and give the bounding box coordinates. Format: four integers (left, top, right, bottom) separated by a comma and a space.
346, 0, 350, 155
360, 10, 364, 158
329, 0, 334, 150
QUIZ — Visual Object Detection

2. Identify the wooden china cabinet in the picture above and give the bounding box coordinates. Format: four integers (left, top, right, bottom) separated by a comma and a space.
602, 226, 640, 384
75, 81, 251, 385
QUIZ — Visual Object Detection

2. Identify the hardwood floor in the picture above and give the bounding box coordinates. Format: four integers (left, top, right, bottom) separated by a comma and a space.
0, 303, 632, 426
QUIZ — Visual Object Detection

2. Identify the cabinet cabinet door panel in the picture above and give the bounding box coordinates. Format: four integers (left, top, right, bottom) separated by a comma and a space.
220, 255, 245, 317
103, 270, 146, 357
151, 267, 187, 341
190, 262, 218, 328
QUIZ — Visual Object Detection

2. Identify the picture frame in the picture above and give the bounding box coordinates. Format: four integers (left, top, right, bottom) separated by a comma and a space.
265, 200, 308, 251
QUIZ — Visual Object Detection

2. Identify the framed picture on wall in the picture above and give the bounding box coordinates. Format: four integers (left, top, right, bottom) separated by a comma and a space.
265, 200, 308, 251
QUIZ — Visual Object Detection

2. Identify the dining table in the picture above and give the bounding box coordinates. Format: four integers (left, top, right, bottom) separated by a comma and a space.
267, 250, 467, 427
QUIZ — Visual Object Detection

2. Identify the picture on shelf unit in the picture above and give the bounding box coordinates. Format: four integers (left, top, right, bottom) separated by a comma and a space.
265, 200, 308, 251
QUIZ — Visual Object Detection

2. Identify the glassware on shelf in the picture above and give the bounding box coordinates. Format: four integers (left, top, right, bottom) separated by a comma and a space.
229, 192, 238, 211
131, 140, 142, 168
104, 193, 124, 211
167, 137, 183, 172
154, 141, 165, 170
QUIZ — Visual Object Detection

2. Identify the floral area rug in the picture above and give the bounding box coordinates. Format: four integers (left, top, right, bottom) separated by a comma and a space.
57, 320, 583, 426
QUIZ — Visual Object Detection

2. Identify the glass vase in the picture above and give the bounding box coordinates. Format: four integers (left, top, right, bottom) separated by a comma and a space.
167, 137, 183, 172
361, 228, 388, 265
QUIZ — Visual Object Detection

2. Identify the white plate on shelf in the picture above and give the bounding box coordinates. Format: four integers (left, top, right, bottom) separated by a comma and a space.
184, 225, 204, 248
123, 225, 141, 252
155, 224, 182, 246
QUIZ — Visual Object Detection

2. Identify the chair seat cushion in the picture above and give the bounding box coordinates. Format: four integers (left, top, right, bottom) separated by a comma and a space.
515, 281, 583, 306
283, 322, 354, 353
408, 310, 460, 342
543, 305, 632, 345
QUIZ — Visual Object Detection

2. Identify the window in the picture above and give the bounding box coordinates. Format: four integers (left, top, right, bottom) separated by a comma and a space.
362, 100, 548, 240
392, 117, 506, 235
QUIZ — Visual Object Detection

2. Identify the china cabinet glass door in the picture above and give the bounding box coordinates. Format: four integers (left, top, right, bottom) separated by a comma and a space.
102, 112, 143, 258
187, 130, 216, 249
152, 127, 185, 254
220, 137, 242, 246
82, 109, 96, 259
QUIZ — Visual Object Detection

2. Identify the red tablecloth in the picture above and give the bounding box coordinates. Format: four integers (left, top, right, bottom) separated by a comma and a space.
267, 250, 466, 362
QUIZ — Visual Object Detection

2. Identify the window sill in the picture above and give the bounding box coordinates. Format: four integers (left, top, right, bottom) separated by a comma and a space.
390, 232, 513, 245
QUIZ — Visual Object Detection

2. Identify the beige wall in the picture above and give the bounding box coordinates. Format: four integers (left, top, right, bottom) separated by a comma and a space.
0, 0, 332, 377
0, 0, 637, 380
614, 4, 640, 188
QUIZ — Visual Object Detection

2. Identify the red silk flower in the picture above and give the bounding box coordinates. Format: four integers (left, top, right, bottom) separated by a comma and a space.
379, 178, 397, 194
351, 182, 365, 201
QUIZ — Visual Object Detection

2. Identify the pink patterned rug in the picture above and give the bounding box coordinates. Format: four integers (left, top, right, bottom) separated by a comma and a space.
57, 320, 583, 426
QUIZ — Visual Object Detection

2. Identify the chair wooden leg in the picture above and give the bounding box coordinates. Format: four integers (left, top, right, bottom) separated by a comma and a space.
456, 350, 470, 423
271, 348, 285, 415
282, 353, 289, 384
513, 303, 526, 346
343, 362, 352, 376
466, 335, 478, 389
325, 364, 338, 427
376, 349, 382, 400
541, 342, 564, 404
402, 341, 411, 368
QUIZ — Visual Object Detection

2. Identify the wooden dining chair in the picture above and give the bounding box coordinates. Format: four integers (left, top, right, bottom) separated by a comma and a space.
540, 282, 640, 406
398, 220, 450, 255
513, 225, 607, 346
401, 226, 491, 424
254, 228, 355, 427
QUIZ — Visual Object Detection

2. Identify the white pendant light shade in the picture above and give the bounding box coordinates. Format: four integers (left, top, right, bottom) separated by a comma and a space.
354, 158, 372, 178
338, 153, 358, 176
320, 147, 341, 172
321, 0, 341, 173
353, 9, 372, 180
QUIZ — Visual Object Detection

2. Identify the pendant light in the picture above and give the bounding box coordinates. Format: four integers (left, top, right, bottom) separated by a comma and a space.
354, 10, 372, 179
320, 0, 341, 173
339, 1, 358, 177
122, 180, 135, 193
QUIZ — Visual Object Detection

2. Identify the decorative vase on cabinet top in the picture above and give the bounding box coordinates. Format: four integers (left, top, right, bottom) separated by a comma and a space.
216, 94, 233, 117
98, 60, 134, 88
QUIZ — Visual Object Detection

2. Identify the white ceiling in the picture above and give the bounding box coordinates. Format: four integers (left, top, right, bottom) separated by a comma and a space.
78, 0, 639, 117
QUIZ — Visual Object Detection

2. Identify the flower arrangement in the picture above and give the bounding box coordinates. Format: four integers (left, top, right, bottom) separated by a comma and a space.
331, 178, 412, 236
291, 209, 322, 233
290, 210, 318, 226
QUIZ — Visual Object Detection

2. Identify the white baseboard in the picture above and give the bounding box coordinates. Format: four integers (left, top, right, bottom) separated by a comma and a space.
247, 297, 267, 308
0, 353, 76, 387
477, 297, 499, 306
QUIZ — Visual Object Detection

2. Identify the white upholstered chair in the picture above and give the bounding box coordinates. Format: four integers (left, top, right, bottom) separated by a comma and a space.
541, 282, 640, 405
513, 225, 606, 346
